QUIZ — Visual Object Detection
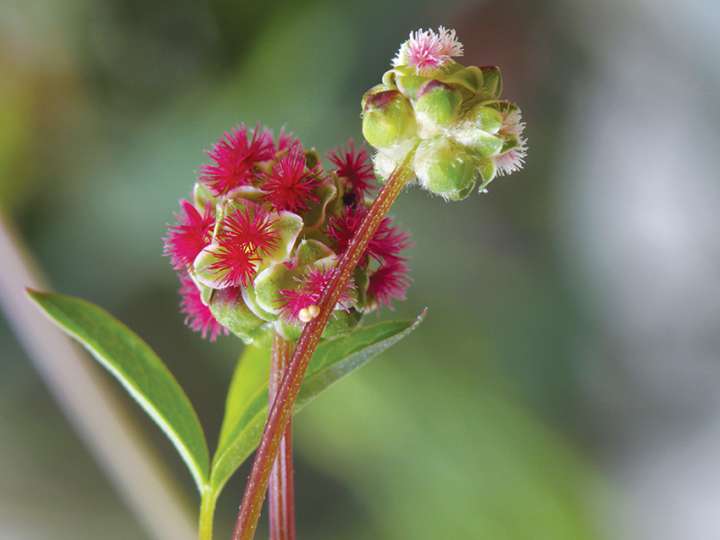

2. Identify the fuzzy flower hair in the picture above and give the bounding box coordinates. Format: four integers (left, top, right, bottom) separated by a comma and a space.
493, 109, 528, 176
393, 26, 464, 73
164, 200, 214, 270
200, 124, 275, 196
178, 272, 228, 341
328, 141, 375, 201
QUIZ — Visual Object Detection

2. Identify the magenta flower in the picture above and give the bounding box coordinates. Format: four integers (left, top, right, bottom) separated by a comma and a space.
328, 141, 375, 200
393, 26, 464, 73
178, 272, 228, 341
200, 124, 275, 196
280, 266, 354, 323
262, 146, 319, 212
328, 207, 411, 264
367, 259, 411, 309
209, 207, 279, 288
275, 128, 301, 153
221, 205, 278, 253
164, 200, 214, 270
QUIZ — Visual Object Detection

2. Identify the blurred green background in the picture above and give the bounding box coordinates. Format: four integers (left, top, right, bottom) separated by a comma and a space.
3, 0, 719, 539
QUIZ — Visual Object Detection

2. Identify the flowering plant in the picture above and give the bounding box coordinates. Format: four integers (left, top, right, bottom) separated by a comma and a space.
28, 26, 524, 540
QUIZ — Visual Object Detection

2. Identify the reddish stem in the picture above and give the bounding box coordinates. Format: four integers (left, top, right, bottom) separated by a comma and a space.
231, 153, 416, 540
268, 334, 296, 540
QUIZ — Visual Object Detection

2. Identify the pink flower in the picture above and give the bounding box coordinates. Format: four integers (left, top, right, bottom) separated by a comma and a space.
200, 124, 275, 196
262, 146, 319, 212
280, 266, 354, 323
328, 207, 411, 264
164, 200, 214, 270
494, 108, 527, 176
493, 145, 527, 176
209, 206, 278, 287
178, 272, 228, 341
328, 141, 375, 200
367, 259, 411, 309
393, 27, 464, 73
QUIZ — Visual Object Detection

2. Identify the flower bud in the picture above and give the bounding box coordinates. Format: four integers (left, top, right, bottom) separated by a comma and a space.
414, 138, 479, 201
413, 80, 462, 134
467, 105, 503, 134
362, 90, 417, 150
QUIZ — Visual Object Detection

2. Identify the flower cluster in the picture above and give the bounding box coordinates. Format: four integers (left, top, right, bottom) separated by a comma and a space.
363, 27, 526, 200
164, 126, 411, 342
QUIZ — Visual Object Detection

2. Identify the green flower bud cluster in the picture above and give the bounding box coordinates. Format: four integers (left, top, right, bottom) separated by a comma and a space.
362, 62, 526, 200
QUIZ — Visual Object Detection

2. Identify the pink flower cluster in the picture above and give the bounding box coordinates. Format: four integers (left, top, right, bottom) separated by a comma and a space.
164, 126, 411, 340
393, 26, 464, 73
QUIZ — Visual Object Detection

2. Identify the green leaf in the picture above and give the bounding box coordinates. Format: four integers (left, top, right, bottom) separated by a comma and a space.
209, 311, 426, 495
27, 289, 210, 491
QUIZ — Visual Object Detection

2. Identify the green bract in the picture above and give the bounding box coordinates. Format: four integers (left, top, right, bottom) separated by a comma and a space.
363, 60, 525, 197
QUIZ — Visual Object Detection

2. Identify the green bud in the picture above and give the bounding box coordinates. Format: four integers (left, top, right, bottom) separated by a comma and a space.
451, 126, 504, 158
414, 138, 479, 201
208, 288, 265, 344
414, 80, 462, 134
468, 105, 503, 134
361, 84, 389, 111
362, 90, 417, 150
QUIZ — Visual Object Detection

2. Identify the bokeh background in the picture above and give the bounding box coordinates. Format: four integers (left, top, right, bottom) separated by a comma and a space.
2, 0, 719, 539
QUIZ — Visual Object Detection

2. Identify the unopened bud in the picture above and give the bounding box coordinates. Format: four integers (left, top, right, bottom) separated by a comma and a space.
414, 138, 479, 201
362, 90, 417, 150
414, 80, 462, 134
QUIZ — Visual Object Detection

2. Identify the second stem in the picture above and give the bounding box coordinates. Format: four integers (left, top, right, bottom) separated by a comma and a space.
268, 334, 296, 540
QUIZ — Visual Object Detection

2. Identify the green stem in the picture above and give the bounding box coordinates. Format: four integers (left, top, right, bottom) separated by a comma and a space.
231, 150, 417, 540
198, 489, 217, 540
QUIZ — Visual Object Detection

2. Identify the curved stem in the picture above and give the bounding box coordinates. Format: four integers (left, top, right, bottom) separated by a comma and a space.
232, 152, 416, 540
198, 489, 217, 540
268, 334, 296, 540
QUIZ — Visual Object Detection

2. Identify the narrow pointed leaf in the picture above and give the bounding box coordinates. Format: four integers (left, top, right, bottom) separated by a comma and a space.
27, 289, 210, 491
209, 311, 425, 495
